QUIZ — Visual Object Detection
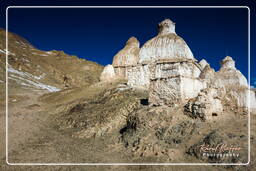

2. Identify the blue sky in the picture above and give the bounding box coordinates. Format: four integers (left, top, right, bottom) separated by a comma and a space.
0, 3, 254, 86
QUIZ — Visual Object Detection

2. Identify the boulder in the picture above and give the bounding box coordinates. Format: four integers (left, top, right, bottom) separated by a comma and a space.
184, 88, 223, 121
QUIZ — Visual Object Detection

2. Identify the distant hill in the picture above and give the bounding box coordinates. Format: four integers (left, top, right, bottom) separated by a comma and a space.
0, 28, 103, 93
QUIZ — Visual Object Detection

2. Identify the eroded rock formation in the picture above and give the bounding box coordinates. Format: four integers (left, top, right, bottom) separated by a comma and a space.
216, 56, 256, 109
100, 64, 116, 82
112, 37, 140, 78
100, 18, 256, 113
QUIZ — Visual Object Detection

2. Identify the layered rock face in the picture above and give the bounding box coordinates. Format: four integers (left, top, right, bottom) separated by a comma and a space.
101, 18, 256, 111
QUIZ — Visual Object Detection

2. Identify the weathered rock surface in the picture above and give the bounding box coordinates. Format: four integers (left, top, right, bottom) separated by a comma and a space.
184, 88, 223, 121
100, 64, 116, 82
128, 19, 205, 105
126, 64, 151, 89
217, 56, 248, 87
0, 29, 103, 92
187, 130, 248, 163
216, 56, 256, 109
139, 19, 194, 64
199, 59, 209, 70
112, 37, 140, 77
103, 19, 256, 110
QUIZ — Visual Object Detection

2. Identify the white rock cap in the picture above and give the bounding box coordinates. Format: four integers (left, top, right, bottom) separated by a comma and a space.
221, 56, 235, 69
199, 59, 209, 70
139, 18, 194, 63
158, 19, 176, 35
112, 37, 140, 67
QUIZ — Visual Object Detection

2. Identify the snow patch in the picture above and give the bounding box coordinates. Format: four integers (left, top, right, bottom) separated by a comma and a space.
8, 66, 59, 92
0, 49, 16, 56
46, 51, 54, 55
39, 54, 49, 56
31, 52, 48, 56
0, 49, 5, 54
31, 52, 39, 55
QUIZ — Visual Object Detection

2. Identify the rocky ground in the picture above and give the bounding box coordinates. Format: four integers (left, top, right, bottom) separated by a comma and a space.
0, 29, 256, 170
0, 80, 255, 171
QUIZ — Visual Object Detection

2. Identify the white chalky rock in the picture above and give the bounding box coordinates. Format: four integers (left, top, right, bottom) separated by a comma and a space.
112, 37, 140, 77
217, 56, 248, 87
184, 88, 223, 121
250, 90, 256, 110
216, 56, 256, 109
220, 56, 235, 69
199, 59, 209, 70
226, 88, 256, 109
127, 64, 151, 89
110, 19, 256, 111
140, 19, 205, 105
100, 64, 116, 82
139, 19, 194, 64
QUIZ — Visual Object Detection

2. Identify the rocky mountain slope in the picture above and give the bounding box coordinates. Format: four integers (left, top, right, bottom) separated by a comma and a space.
0, 28, 103, 94
0, 23, 256, 171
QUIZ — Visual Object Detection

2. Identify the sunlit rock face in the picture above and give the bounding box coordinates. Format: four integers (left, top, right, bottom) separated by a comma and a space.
102, 19, 256, 110
139, 19, 194, 64
112, 37, 140, 77
149, 61, 206, 106
100, 64, 116, 82
199, 62, 222, 89
215, 56, 256, 109
217, 56, 248, 87
149, 76, 206, 106
137, 19, 205, 105
184, 88, 223, 121
226, 88, 256, 109
126, 64, 151, 89
199, 59, 209, 70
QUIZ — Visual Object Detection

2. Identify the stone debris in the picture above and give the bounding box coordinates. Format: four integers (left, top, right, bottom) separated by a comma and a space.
184, 88, 223, 121
100, 18, 256, 112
